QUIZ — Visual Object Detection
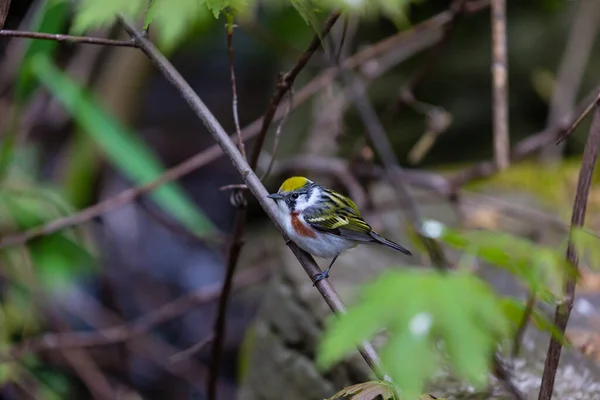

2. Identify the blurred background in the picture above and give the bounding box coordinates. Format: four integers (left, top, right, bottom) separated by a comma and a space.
1, 0, 600, 399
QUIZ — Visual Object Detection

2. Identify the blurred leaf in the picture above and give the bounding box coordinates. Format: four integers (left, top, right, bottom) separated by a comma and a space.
17, 0, 68, 103
317, 270, 510, 400
71, 0, 146, 34
501, 297, 568, 347
0, 1, 68, 181
571, 227, 600, 270
30, 55, 215, 237
326, 380, 396, 400
428, 220, 573, 300
290, 0, 323, 38
146, 0, 213, 51
28, 233, 96, 292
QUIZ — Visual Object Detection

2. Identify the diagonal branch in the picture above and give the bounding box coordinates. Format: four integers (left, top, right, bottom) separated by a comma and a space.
208, 13, 340, 400
119, 16, 388, 382
0, 7, 482, 250
538, 101, 600, 400
0, 267, 266, 363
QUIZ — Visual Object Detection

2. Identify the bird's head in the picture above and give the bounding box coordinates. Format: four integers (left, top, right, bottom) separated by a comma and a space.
267, 176, 319, 213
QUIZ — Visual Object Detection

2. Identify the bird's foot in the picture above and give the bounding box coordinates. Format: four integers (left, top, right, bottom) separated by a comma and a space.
312, 270, 329, 286
285, 238, 293, 246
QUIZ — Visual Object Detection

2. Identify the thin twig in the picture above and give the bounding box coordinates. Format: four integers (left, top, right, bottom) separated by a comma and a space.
538, 102, 600, 400
556, 89, 600, 144
170, 335, 214, 364
450, 84, 600, 189
208, 13, 340, 400
248, 12, 341, 169
344, 72, 450, 269
512, 292, 536, 359
0, 29, 137, 46
0, 7, 476, 250
119, 16, 389, 383
260, 88, 293, 181
0, 267, 266, 363
226, 13, 246, 159
541, 0, 600, 159
208, 206, 246, 400
490, 0, 509, 170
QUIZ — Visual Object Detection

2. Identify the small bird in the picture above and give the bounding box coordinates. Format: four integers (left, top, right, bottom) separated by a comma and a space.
267, 176, 412, 283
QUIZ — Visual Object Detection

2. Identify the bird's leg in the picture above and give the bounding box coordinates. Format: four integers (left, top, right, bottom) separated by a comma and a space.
313, 255, 339, 285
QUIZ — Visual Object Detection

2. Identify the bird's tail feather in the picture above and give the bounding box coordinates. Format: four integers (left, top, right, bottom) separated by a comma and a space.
370, 232, 412, 256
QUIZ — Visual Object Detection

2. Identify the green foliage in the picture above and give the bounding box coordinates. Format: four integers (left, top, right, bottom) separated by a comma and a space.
571, 227, 600, 269
501, 297, 567, 347
317, 270, 510, 400
0, 179, 97, 292
0, 1, 68, 181
29, 54, 215, 238
68, 0, 416, 51
423, 220, 574, 301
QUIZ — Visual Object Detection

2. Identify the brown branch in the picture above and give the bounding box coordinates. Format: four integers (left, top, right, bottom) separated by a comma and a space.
260, 89, 293, 181
0, 7, 471, 250
0, 29, 137, 47
248, 12, 341, 169
538, 102, 600, 400
208, 13, 340, 400
490, 0, 509, 170
119, 16, 389, 384
0, 267, 266, 363
540, 0, 600, 159
227, 16, 246, 159
450, 84, 600, 189
170, 335, 214, 364
556, 89, 600, 145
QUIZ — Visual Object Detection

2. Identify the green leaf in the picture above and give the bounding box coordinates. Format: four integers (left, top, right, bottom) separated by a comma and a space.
28, 233, 96, 292
17, 0, 69, 103
0, 1, 68, 181
430, 220, 573, 299
146, 0, 212, 51
71, 0, 146, 34
29, 54, 215, 237
571, 227, 600, 270
501, 297, 568, 347
317, 270, 510, 399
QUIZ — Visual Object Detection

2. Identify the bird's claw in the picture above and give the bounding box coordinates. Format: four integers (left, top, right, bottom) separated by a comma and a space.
285, 238, 293, 246
312, 271, 329, 286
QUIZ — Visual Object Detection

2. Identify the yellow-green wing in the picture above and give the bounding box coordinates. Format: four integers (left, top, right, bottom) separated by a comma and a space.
304, 206, 374, 242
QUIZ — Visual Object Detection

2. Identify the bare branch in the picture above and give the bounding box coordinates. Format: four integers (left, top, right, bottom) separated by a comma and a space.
0, 6, 481, 250
541, 0, 600, 159
0, 29, 137, 47
538, 102, 600, 399
226, 15, 246, 159
208, 13, 340, 400
490, 0, 509, 170
0, 267, 266, 363
260, 89, 293, 181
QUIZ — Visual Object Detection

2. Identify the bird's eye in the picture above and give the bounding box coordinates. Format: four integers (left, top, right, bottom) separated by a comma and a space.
291, 193, 299, 199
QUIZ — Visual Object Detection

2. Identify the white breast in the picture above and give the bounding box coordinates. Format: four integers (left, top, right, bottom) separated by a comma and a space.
278, 207, 356, 258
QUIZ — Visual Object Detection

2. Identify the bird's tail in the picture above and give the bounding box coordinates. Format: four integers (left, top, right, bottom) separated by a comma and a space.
370, 232, 412, 256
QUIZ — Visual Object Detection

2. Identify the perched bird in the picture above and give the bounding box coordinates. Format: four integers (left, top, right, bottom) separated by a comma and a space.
267, 176, 412, 283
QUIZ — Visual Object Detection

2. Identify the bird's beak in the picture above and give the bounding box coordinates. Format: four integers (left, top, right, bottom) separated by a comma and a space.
267, 193, 284, 200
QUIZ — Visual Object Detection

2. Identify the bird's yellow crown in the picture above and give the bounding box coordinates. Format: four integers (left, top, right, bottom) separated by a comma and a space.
278, 176, 311, 193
